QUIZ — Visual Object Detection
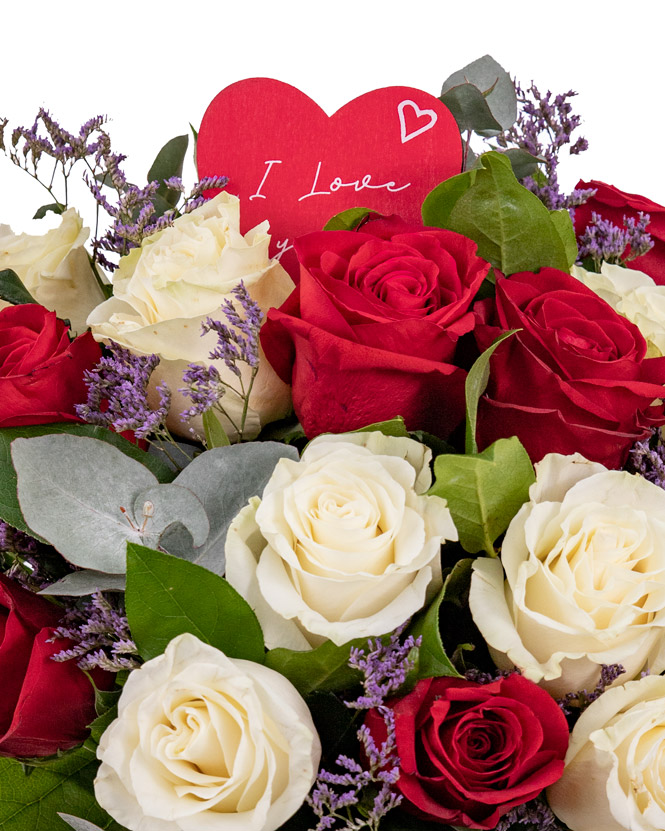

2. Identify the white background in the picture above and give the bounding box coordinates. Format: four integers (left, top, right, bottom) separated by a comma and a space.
1, 0, 663, 235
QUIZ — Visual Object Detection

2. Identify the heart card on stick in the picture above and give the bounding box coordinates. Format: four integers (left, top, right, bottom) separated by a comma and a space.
197, 78, 462, 276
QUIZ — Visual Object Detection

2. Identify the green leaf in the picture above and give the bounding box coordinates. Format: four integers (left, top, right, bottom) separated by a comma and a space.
441, 55, 517, 134
0, 423, 174, 536
33, 202, 64, 220
125, 543, 265, 663
265, 638, 364, 697
0, 269, 36, 306
465, 330, 519, 455
202, 408, 230, 447
354, 416, 410, 438
422, 151, 570, 275
0, 747, 123, 831
147, 134, 188, 210
440, 83, 502, 136
189, 122, 198, 168
499, 147, 543, 180
323, 207, 372, 231
550, 208, 578, 268
408, 585, 462, 679
429, 436, 535, 556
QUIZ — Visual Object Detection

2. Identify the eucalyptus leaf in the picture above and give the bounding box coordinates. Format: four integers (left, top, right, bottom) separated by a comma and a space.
465, 330, 519, 455
171, 442, 299, 575
131, 483, 209, 551
422, 152, 569, 275
429, 436, 535, 556
550, 208, 578, 268
500, 147, 543, 180
441, 54, 517, 133
408, 586, 461, 679
33, 202, 64, 220
125, 543, 265, 663
39, 570, 126, 596
0, 423, 174, 536
323, 207, 372, 231
0, 269, 36, 305
440, 83, 502, 136
203, 408, 230, 447
13, 435, 158, 572
265, 638, 364, 697
58, 815, 110, 831
147, 134, 188, 211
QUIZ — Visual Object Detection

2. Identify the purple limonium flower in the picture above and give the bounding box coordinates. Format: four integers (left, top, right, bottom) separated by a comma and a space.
628, 430, 665, 489
0, 520, 47, 590
578, 211, 654, 269
76, 341, 170, 440
50, 591, 140, 673
494, 83, 594, 211
307, 625, 420, 831
496, 796, 566, 831
556, 663, 625, 717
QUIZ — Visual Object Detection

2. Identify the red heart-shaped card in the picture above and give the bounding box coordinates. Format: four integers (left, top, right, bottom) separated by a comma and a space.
197, 78, 462, 276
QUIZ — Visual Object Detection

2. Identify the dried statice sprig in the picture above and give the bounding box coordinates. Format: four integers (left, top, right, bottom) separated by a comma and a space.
307, 626, 420, 831
493, 83, 594, 211
496, 796, 567, 831
180, 281, 263, 442
556, 663, 625, 717
578, 211, 654, 270
464, 665, 520, 685
628, 430, 665, 489
49, 592, 140, 673
0, 520, 48, 591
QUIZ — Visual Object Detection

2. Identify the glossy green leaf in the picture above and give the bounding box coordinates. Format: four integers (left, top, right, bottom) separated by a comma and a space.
125, 543, 265, 663
202, 408, 230, 447
408, 585, 462, 679
323, 207, 372, 231
465, 330, 519, 455
0, 269, 35, 306
147, 134, 188, 210
265, 638, 364, 697
500, 147, 543, 180
430, 436, 535, 556
422, 152, 569, 275
550, 208, 578, 268
354, 416, 410, 438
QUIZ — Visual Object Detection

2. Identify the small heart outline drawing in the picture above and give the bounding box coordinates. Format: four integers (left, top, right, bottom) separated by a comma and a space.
397, 99, 439, 144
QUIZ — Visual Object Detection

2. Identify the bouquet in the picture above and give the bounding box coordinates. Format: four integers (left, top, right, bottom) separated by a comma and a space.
1, 54, 665, 831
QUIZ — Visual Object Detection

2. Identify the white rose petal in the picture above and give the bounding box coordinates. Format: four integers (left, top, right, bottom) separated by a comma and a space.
95, 632, 320, 831
87, 192, 294, 440
469, 453, 665, 696
0, 208, 106, 334
548, 675, 665, 831
226, 431, 457, 648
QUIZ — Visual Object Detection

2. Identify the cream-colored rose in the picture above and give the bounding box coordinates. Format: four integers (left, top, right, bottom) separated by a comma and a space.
225, 431, 457, 650
548, 675, 665, 831
469, 453, 665, 697
572, 262, 665, 357
87, 192, 294, 440
95, 632, 321, 831
0, 208, 106, 334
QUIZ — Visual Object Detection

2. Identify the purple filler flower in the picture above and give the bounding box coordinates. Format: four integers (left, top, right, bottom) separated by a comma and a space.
578, 211, 654, 267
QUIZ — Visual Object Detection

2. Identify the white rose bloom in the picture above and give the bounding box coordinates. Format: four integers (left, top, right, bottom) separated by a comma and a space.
87, 192, 294, 440
469, 453, 665, 697
95, 632, 321, 831
225, 431, 457, 649
0, 208, 106, 334
548, 675, 665, 831
571, 262, 665, 357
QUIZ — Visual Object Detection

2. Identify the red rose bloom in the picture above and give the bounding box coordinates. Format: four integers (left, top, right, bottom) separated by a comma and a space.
0, 303, 101, 428
474, 269, 665, 467
574, 180, 665, 284
0, 574, 110, 757
365, 674, 568, 829
261, 215, 490, 439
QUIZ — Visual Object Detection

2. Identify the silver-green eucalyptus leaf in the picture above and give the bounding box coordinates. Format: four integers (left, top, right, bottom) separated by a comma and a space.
57, 814, 107, 831
173, 442, 299, 575
39, 570, 126, 596
12, 435, 157, 573
132, 484, 210, 550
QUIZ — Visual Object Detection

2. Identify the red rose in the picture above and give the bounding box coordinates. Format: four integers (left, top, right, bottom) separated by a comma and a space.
0, 303, 101, 428
261, 215, 490, 439
0, 574, 109, 757
574, 180, 665, 284
474, 269, 665, 467
365, 674, 568, 829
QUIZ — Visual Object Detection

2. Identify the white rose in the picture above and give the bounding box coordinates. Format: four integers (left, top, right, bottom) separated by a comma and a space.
95, 632, 321, 831
0, 208, 106, 334
548, 675, 665, 831
469, 453, 665, 697
572, 262, 665, 357
225, 431, 458, 650
87, 192, 294, 440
